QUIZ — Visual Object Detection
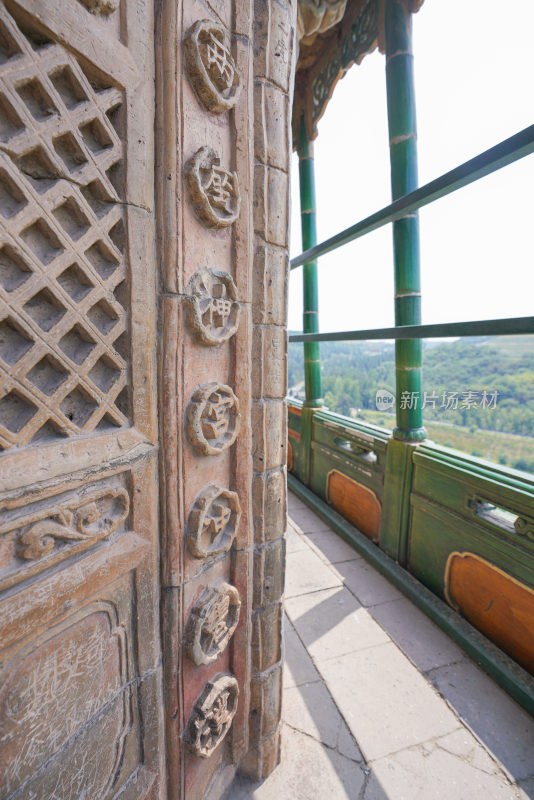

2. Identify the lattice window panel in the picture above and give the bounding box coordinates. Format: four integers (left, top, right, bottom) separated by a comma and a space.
0, 3, 130, 451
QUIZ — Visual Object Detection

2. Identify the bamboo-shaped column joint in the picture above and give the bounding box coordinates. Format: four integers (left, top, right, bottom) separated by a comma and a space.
385, 0, 426, 441
298, 116, 323, 408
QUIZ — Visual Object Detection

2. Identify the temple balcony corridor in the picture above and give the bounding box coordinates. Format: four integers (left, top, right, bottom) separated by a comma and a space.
229, 491, 534, 800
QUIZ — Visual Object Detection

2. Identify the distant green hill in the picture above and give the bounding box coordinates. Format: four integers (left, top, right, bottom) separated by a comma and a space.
288, 335, 534, 472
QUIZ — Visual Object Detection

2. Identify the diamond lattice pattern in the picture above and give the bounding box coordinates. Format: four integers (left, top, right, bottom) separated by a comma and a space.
0, 5, 129, 450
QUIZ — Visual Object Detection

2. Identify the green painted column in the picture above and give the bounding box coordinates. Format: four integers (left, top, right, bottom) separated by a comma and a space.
297, 116, 323, 408
385, 0, 426, 441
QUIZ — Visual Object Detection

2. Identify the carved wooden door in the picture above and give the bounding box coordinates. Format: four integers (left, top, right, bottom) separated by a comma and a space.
0, 2, 163, 798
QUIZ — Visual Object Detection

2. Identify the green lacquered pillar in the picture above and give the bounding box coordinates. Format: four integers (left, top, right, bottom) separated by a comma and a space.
297, 117, 323, 408
385, 0, 426, 441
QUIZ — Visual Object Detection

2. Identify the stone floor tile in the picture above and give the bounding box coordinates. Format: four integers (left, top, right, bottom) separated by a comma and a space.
337, 558, 403, 607
285, 548, 341, 599
319, 642, 458, 761
306, 530, 362, 565
427, 660, 534, 781
337, 720, 363, 763
364, 740, 517, 800
230, 724, 366, 800
285, 586, 389, 662
283, 616, 321, 689
369, 597, 466, 672
285, 524, 308, 553
283, 681, 343, 748
288, 491, 307, 512
435, 729, 501, 776
519, 777, 534, 799
288, 507, 333, 534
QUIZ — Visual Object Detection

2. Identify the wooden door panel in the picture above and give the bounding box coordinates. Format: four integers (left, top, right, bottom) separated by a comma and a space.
0, 2, 162, 798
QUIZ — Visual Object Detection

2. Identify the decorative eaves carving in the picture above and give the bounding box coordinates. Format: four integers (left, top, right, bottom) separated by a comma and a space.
77, 0, 120, 15
297, 0, 348, 47
293, 0, 424, 147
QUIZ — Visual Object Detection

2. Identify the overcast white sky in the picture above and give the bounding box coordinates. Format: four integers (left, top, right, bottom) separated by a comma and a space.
288, 0, 534, 333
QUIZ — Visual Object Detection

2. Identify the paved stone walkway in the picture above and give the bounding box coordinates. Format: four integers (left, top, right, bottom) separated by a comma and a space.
229, 491, 534, 800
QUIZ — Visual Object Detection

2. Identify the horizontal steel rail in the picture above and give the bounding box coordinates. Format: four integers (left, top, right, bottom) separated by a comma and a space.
289, 315, 534, 343
290, 125, 534, 270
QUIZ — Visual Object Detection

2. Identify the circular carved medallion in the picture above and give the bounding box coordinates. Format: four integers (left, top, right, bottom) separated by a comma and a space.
186, 581, 241, 665
184, 20, 242, 113
185, 674, 239, 758
185, 147, 241, 229
184, 268, 240, 346
186, 484, 241, 559
186, 382, 240, 456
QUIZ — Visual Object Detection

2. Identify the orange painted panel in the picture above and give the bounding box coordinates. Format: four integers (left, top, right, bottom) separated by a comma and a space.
287, 441, 293, 472
326, 470, 381, 542
446, 553, 534, 675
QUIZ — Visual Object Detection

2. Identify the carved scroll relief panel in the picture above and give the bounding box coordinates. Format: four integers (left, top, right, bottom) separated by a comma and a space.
0, 474, 130, 592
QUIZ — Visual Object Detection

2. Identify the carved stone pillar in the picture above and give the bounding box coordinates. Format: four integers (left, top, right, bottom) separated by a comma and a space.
156, 0, 294, 796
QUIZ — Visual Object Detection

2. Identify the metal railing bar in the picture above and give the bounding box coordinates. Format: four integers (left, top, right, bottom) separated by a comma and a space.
288, 316, 534, 343
290, 125, 534, 270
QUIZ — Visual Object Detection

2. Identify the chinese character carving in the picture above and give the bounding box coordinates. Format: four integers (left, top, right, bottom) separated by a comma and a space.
185, 147, 241, 229
186, 382, 240, 455
185, 268, 240, 345
184, 20, 242, 113
186, 581, 241, 665
185, 675, 239, 758
186, 484, 241, 559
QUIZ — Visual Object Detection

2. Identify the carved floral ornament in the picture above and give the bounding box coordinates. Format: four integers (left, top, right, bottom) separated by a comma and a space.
186, 382, 240, 456
186, 581, 241, 665
185, 147, 241, 229
186, 484, 241, 559
185, 268, 240, 346
7, 488, 130, 561
185, 674, 239, 758
184, 20, 242, 113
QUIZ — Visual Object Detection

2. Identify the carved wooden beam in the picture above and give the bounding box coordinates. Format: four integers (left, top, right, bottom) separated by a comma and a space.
293, 0, 424, 147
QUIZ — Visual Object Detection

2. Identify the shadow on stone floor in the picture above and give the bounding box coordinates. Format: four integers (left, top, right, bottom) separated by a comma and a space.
226, 499, 534, 799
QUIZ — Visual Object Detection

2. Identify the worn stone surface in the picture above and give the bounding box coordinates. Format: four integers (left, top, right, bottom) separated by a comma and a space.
231, 725, 366, 799
364, 739, 517, 800
252, 602, 283, 672
253, 538, 286, 610
286, 586, 389, 660
285, 547, 342, 598
283, 615, 322, 689
228, 498, 532, 800
306, 528, 363, 564
335, 557, 403, 606
283, 680, 347, 748
320, 642, 459, 760
369, 596, 466, 672
427, 660, 534, 781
